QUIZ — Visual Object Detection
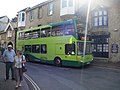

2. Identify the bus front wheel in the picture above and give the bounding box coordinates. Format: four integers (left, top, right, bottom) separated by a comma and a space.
54, 57, 62, 67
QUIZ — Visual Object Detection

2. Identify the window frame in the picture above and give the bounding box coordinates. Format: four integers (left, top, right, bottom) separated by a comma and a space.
38, 7, 43, 19
32, 45, 40, 53
7, 30, 12, 37
25, 45, 32, 52
41, 44, 47, 54
48, 2, 53, 16
62, 0, 67, 8
18, 13, 21, 22
65, 44, 75, 55
92, 9, 108, 27
69, 0, 73, 7
29, 10, 34, 21
22, 13, 25, 21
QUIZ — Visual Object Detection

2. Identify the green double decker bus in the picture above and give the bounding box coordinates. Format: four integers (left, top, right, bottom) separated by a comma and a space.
16, 19, 93, 67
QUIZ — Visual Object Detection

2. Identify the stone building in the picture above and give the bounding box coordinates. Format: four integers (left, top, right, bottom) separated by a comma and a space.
17, 0, 86, 29
89, 0, 120, 62
5, 22, 17, 49
0, 16, 9, 48
17, 0, 120, 62
0, 20, 17, 49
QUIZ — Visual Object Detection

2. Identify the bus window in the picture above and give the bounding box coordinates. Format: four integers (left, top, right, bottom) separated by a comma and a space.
31, 29, 40, 39
41, 44, 47, 54
46, 28, 51, 37
51, 31, 55, 36
52, 25, 64, 36
24, 31, 32, 39
18, 32, 24, 40
65, 44, 75, 55
64, 24, 74, 35
41, 28, 51, 37
77, 43, 83, 55
56, 30, 64, 36
32, 45, 40, 53
41, 30, 46, 37
25, 45, 32, 52
77, 42, 91, 55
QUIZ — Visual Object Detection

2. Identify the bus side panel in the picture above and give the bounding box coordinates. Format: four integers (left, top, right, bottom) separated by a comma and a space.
55, 44, 65, 55
43, 43, 55, 64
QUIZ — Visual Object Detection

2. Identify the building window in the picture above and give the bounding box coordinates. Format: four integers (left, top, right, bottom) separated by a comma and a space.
69, 0, 73, 7
29, 11, 34, 21
97, 44, 102, 52
103, 44, 108, 52
61, 0, 73, 8
92, 44, 97, 52
7, 30, 12, 37
18, 13, 21, 22
62, 0, 67, 8
18, 12, 25, 22
22, 13, 25, 21
93, 9, 108, 27
38, 7, 43, 19
48, 2, 53, 16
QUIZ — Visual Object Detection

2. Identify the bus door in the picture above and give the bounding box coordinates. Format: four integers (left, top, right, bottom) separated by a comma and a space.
40, 44, 48, 62
55, 43, 64, 55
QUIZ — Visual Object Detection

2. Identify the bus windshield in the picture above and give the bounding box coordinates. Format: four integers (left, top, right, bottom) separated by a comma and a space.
77, 42, 92, 55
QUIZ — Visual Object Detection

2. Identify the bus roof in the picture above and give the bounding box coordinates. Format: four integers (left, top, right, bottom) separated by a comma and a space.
18, 25, 52, 33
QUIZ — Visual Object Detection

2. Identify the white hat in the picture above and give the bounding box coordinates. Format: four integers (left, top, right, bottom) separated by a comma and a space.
8, 45, 12, 48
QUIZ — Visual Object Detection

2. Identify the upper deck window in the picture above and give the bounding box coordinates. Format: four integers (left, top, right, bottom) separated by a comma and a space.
51, 23, 75, 36
32, 29, 40, 39
24, 31, 32, 39
18, 32, 24, 40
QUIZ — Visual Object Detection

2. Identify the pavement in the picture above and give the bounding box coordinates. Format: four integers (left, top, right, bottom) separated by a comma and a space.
91, 59, 120, 69
0, 60, 29, 90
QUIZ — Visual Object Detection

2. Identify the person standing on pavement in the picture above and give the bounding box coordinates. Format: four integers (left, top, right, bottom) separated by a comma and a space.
14, 50, 26, 89
2, 44, 16, 80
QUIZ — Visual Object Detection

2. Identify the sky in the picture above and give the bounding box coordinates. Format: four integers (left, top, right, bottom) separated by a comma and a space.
0, 0, 47, 19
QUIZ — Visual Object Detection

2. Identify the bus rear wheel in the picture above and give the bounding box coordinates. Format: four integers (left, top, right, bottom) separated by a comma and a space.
54, 57, 62, 67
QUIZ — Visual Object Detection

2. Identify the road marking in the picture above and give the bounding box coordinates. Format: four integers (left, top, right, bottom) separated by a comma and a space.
24, 73, 41, 90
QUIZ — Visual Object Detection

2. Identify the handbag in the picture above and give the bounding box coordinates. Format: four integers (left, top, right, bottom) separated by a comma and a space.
22, 64, 27, 72
22, 55, 27, 72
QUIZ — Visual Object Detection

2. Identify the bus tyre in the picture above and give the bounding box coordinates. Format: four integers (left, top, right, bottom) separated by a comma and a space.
54, 58, 62, 67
